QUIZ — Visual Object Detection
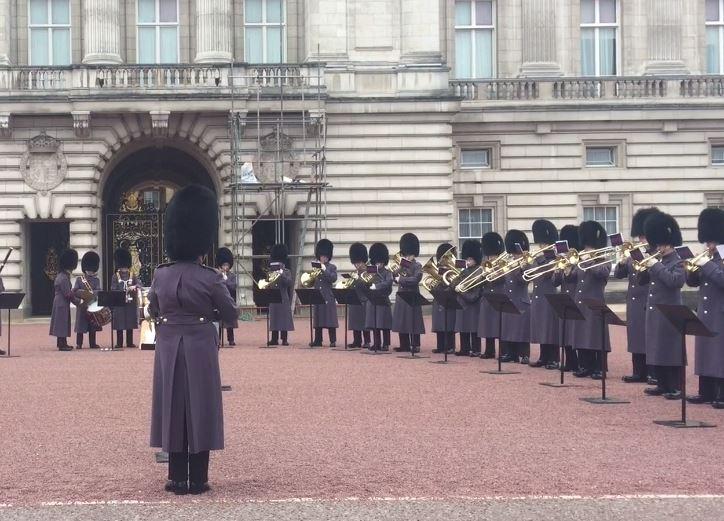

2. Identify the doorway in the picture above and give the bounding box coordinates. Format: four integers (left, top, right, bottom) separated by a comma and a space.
29, 221, 70, 316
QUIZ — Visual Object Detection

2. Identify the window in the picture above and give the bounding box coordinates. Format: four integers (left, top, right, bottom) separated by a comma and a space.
580, 0, 618, 76
583, 206, 618, 235
585, 145, 616, 167
137, 0, 179, 64
245, 0, 286, 63
460, 149, 491, 168
28, 0, 71, 66
707, 0, 724, 73
454, 0, 495, 79
459, 208, 493, 244
712, 144, 724, 165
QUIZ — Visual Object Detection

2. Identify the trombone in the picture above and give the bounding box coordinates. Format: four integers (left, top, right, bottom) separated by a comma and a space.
485, 254, 532, 282
685, 248, 714, 273
454, 251, 509, 292
523, 249, 581, 281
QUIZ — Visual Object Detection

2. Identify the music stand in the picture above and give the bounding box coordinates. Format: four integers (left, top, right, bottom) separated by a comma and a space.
580, 299, 629, 404
480, 293, 521, 375
0, 293, 24, 358
255, 288, 283, 349
429, 288, 462, 365
332, 287, 363, 351
653, 304, 717, 428
97, 290, 126, 352
541, 294, 585, 388
396, 291, 431, 359
360, 288, 392, 355
295, 288, 326, 348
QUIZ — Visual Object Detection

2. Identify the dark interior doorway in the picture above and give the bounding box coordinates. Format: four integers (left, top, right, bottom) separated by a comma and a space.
29, 221, 70, 316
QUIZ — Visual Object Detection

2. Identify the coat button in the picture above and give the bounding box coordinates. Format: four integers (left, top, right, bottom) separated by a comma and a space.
632, 297, 636, 301
704, 296, 708, 300
704, 283, 709, 286
649, 306, 653, 310
705, 310, 708, 314
162, 318, 168, 323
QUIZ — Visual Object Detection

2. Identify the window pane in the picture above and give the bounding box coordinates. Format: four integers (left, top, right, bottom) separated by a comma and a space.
586, 146, 614, 166
580, 0, 595, 24
159, 0, 177, 22
267, 0, 283, 23
51, 0, 70, 24
29, 0, 48, 24
474, 29, 493, 78
138, 27, 156, 63
159, 26, 177, 62
266, 26, 282, 62
52, 28, 70, 65
580, 27, 595, 75
599, 0, 616, 23
707, 0, 720, 22
598, 27, 617, 75
30, 28, 49, 65
461, 149, 489, 167
246, 0, 263, 23
245, 27, 263, 62
454, 30, 472, 78
475, 0, 493, 26
712, 146, 724, 164
583, 207, 593, 221
138, 0, 155, 23
455, 0, 471, 26
460, 222, 471, 238
606, 206, 616, 222
707, 27, 721, 74
472, 222, 483, 238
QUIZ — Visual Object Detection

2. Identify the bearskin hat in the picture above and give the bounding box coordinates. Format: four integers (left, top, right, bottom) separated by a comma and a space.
645, 212, 683, 248
532, 219, 559, 245
349, 242, 368, 264
216, 247, 234, 268
559, 225, 580, 251
60, 248, 78, 271
315, 238, 333, 260
399, 233, 420, 257
436, 243, 455, 261
697, 207, 724, 244
270, 243, 288, 264
579, 221, 608, 249
164, 184, 219, 261
482, 232, 505, 257
504, 230, 529, 254
114, 248, 132, 269
81, 251, 100, 273
631, 207, 660, 238
461, 239, 483, 265
369, 242, 390, 265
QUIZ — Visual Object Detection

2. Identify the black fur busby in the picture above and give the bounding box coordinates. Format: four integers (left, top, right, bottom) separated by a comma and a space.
270, 243, 288, 264
216, 247, 234, 268
349, 242, 368, 264
697, 207, 724, 244
532, 219, 558, 245
504, 230, 529, 254
164, 184, 219, 261
399, 233, 420, 257
436, 243, 455, 261
315, 238, 334, 260
631, 207, 660, 238
114, 248, 132, 269
559, 225, 580, 251
81, 251, 100, 273
369, 242, 390, 265
645, 212, 682, 248
579, 221, 608, 249
60, 248, 78, 271
482, 232, 505, 257
461, 239, 483, 265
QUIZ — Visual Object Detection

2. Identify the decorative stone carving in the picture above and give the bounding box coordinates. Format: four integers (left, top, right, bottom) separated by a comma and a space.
71, 111, 91, 138
306, 108, 326, 137
0, 112, 10, 138
20, 134, 67, 193
258, 130, 300, 182
150, 111, 170, 137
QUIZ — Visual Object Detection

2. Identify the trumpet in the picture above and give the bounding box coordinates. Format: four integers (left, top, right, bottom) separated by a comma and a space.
257, 270, 281, 290
300, 267, 322, 287
621, 241, 648, 258
684, 248, 714, 273
632, 251, 663, 272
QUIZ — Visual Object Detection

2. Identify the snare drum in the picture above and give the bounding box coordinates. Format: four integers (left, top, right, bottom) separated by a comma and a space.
86, 302, 112, 330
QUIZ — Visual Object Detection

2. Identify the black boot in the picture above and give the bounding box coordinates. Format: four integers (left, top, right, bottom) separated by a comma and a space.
433, 332, 445, 354
57, 337, 72, 351
126, 330, 136, 348
227, 328, 235, 346
115, 331, 124, 349
76, 333, 83, 349
309, 328, 323, 347
281, 331, 289, 346
89, 331, 100, 349
349, 330, 362, 348
328, 328, 337, 348
362, 330, 371, 349
481, 338, 496, 358
394, 334, 411, 352
269, 331, 280, 346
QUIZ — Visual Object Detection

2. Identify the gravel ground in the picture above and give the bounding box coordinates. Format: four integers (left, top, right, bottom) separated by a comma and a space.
1, 319, 723, 513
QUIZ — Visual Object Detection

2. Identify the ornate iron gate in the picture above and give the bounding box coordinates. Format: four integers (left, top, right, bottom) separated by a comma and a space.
105, 210, 163, 288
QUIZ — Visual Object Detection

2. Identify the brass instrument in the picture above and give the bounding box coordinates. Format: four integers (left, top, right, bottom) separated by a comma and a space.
300, 267, 322, 288
337, 267, 378, 289
621, 241, 648, 258
523, 249, 580, 281
116, 271, 138, 304
522, 244, 557, 266
632, 251, 663, 272
78, 274, 95, 305
389, 252, 404, 276
685, 248, 714, 273
258, 270, 281, 290
485, 255, 529, 282
421, 256, 445, 292
455, 265, 486, 293
439, 249, 463, 286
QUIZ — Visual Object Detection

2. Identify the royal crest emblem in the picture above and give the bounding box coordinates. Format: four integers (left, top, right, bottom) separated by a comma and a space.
20, 134, 67, 193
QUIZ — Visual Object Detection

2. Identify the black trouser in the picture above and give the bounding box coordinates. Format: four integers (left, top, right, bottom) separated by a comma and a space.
698, 375, 717, 401
716, 379, 724, 402
168, 414, 210, 484
398, 333, 420, 349
459, 333, 481, 354
564, 346, 578, 370
270, 330, 289, 344
655, 365, 682, 393
540, 344, 559, 363
352, 329, 371, 346
436, 332, 455, 351
76, 331, 97, 347
116, 329, 134, 347
225, 328, 235, 343
502, 341, 529, 361
631, 353, 648, 379
313, 327, 336, 344
483, 338, 496, 356
577, 350, 601, 372
373, 329, 390, 348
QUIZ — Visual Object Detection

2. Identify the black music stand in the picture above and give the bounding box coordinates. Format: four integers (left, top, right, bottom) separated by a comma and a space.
296, 288, 325, 348
396, 291, 431, 359
360, 288, 392, 355
580, 299, 629, 404
255, 288, 283, 349
97, 290, 126, 351
0, 293, 24, 358
480, 293, 521, 375
541, 293, 585, 388
429, 289, 462, 365
332, 287, 363, 351
653, 304, 717, 428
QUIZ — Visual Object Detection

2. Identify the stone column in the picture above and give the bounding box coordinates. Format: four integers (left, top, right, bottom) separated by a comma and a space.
0, 0, 12, 65
519, 0, 562, 77
82, 0, 122, 64
305, 0, 348, 60
195, 0, 232, 63
400, 0, 441, 62
644, 0, 688, 74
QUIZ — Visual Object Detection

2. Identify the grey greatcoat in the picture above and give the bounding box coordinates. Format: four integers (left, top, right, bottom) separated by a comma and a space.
614, 259, 650, 354
73, 275, 101, 334
0, 277, 5, 335
529, 258, 559, 345
567, 263, 611, 352
268, 268, 294, 332
645, 251, 685, 366
149, 262, 238, 454
50, 271, 80, 338
348, 268, 369, 331
455, 266, 482, 334
553, 268, 578, 346
478, 276, 505, 339
365, 268, 393, 329
392, 261, 426, 334
111, 273, 140, 330
501, 268, 531, 343
688, 260, 724, 379
221, 272, 239, 329
313, 262, 339, 328
431, 290, 457, 333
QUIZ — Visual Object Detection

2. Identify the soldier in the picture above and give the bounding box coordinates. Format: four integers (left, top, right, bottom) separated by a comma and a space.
529, 219, 560, 369
478, 232, 506, 359
392, 233, 425, 353
309, 239, 338, 347
73, 251, 102, 349
431, 243, 457, 355
267, 244, 294, 346
614, 207, 660, 383
553, 225, 580, 371
111, 248, 141, 348
366, 242, 394, 351
500, 230, 531, 364
149, 185, 237, 495
641, 212, 685, 398
686, 208, 724, 408
348, 243, 371, 349
216, 247, 238, 346
0, 269, 4, 355
50, 249, 81, 351
455, 239, 483, 356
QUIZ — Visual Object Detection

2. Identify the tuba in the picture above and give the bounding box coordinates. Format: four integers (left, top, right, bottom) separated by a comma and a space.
421, 256, 445, 292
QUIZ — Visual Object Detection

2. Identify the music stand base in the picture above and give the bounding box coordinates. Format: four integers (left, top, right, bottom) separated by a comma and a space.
481, 370, 520, 375
155, 451, 169, 464
331, 347, 362, 352
540, 382, 581, 388
258, 345, 279, 349
1, 354, 19, 358
398, 354, 430, 359
360, 350, 391, 355
221, 385, 232, 392
653, 419, 716, 428
581, 396, 630, 404
100, 347, 123, 352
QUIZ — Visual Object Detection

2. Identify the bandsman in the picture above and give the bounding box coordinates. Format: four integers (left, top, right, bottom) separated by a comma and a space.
392, 233, 425, 353
50, 249, 81, 351
366, 242, 393, 351
73, 251, 102, 349
455, 239, 483, 356
348, 243, 371, 349
431, 243, 456, 354
267, 244, 294, 346
478, 232, 506, 359
529, 219, 560, 369
216, 247, 238, 346
111, 248, 141, 348
309, 239, 338, 347
499, 230, 531, 364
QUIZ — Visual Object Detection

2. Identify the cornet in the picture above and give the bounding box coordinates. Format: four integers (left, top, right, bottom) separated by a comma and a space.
684, 248, 713, 273
632, 251, 663, 272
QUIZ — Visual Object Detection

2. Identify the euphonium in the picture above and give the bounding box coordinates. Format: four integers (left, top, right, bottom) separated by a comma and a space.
257, 270, 281, 290
421, 256, 445, 292
439, 249, 463, 286
389, 252, 403, 275
685, 248, 714, 273
300, 267, 322, 287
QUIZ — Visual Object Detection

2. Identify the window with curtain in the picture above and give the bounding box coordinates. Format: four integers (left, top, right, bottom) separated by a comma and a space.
706, 0, 724, 73
245, 0, 286, 63
137, 0, 179, 64
460, 149, 491, 168
585, 145, 616, 167
459, 208, 493, 246
28, 0, 71, 66
711, 144, 724, 165
580, 0, 618, 76
583, 205, 618, 236
454, 0, 495, 79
